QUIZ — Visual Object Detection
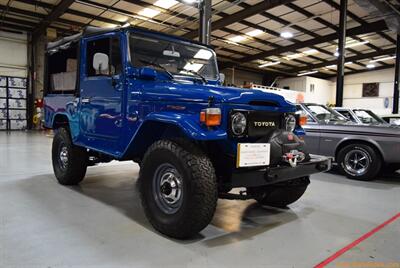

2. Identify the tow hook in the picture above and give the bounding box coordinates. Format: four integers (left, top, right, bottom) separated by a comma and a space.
282, 150, 306, 167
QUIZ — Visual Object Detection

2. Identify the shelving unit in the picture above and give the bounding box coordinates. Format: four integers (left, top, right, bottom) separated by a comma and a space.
0, 76, 27, 130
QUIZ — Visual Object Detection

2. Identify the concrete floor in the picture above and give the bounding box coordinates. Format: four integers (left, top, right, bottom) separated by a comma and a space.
1, 131, 399, 268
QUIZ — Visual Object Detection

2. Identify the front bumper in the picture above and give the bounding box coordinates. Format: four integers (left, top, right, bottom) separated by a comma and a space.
227, 154, 332, 188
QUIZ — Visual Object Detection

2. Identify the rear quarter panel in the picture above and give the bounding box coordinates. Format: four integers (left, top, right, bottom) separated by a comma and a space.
44, 94, 80, 139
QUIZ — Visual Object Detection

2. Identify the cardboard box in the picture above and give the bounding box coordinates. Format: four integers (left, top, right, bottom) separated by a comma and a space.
66, 58, 77, 72
51, 72, 76, 91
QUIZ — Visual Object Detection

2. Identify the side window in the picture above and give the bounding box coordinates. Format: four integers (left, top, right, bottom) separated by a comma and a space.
86, 38, 110, 77
86, 37, 122, 77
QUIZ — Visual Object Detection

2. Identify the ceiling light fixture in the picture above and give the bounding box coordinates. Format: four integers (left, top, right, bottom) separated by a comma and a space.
181, 0, 198, 3
370, 56, 396, 63
367, 64, 376, 69
298, 70, 318, 76
303, 49, 318, 55
228, 35, 247, 43
334, 40, 369, 56
258, 61, 281, 68
284, 49, 320, 61
280, 31, 293, 39
122, 22, 131, 27
138, 8, 160, 18
346, 40, 369, 48
281, 32, 293, 39
154, 0, 178, 9
246, 29, 263, 37
326, 62, 353, 68
284, 53, 303, 60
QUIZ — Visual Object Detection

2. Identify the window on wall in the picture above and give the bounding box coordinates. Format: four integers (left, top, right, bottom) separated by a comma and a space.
86, 37, 122, 77
310, 83, 315, 93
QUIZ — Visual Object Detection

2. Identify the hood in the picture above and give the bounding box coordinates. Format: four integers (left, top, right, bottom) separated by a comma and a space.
138, 81, 294, 108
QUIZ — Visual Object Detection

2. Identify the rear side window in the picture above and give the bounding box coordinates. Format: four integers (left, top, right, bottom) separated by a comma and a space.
86, 37, 122, 77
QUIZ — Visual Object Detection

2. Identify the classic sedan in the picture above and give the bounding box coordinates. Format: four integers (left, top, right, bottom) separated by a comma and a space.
333, 107, 389, 125
297, 103, 400, 181
380, 114, 400, 126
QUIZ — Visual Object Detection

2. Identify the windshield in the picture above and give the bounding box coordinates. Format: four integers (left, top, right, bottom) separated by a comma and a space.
129, 33, 218, 81
353, 109, 386, 124
305, 104, 349, 123
336, 110, 357, 122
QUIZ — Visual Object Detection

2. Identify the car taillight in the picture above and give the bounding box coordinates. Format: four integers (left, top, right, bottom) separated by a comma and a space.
200, 108, 221, 127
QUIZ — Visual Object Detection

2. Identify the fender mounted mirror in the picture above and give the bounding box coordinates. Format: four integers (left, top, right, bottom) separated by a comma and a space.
219, 73, 225, 84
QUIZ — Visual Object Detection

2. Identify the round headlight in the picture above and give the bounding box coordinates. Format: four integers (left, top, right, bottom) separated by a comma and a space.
285, 114, 296, 132
231, 112, 247, 136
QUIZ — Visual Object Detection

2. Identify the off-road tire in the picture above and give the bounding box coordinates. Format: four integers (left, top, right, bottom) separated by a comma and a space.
248, 177, 310, 208
337, 143, 381, 181
52, 127, 87, 185
138, 140, 218, 239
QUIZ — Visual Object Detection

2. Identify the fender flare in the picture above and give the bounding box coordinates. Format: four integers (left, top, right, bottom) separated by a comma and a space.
51, 112, 71, 128
142, 112, 227, 140
120, 111, 227, 159
334, 136, 385, 161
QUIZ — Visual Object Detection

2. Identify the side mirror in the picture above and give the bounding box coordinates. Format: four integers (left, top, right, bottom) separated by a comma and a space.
138, 67, 157, 80
219, 73, 225, 84
93, 53, 109, 75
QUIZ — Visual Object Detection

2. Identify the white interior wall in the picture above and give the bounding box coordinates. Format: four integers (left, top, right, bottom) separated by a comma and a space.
277, 76, 334, 104
331, 68, 398, 115
0, 31, 28, 78
276, 76, 307, 92
222, 68, 264, 86
305, 76, 334, 105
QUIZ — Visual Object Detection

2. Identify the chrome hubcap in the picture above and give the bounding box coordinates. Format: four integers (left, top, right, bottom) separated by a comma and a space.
344, 149, 370, 175
59, 146, 69, 169
152, 163, 183, 214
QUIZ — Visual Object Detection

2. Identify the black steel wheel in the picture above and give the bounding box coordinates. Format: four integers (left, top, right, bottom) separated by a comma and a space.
337, 143, 381, 181
248, 177, 310, 208
139, 140, 218, 239
52, 127, 87, 185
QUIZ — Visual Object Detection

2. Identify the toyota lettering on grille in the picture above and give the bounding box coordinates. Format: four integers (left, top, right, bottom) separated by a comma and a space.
253, 121, 276, 127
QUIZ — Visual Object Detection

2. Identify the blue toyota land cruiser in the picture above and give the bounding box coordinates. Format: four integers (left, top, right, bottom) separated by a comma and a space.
44, 26, 331, 239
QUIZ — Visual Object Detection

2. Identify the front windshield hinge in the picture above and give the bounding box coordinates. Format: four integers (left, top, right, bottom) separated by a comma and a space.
208, 96, 215, 107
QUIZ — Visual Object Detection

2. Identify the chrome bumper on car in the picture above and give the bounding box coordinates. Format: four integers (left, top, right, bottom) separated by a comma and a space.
229, 154, 332, 188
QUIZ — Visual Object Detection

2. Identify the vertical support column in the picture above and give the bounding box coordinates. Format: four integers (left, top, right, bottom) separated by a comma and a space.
393, 35, 400, 114
199, 0, 211, 45
335, 0, 347, 107
27, 33, 35, 130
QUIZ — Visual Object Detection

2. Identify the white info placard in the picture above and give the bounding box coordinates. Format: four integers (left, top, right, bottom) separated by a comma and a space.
237, 143, 270, 168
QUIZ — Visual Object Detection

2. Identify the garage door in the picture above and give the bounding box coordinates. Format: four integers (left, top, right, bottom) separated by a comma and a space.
0, 31, 28, 130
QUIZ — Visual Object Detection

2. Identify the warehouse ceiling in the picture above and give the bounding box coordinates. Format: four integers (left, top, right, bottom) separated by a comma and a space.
0, 0, 399, 79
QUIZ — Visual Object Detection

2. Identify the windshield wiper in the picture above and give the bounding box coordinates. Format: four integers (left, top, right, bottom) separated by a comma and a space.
178, 68, 207, 84
139, 59, 175, 80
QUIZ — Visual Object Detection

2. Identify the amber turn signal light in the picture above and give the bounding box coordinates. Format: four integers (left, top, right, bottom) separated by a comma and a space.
299, 114, 307, 126
200, 108, 221, 126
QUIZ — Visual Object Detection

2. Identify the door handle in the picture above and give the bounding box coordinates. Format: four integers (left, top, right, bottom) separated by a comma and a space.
81, 97, 91, 104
